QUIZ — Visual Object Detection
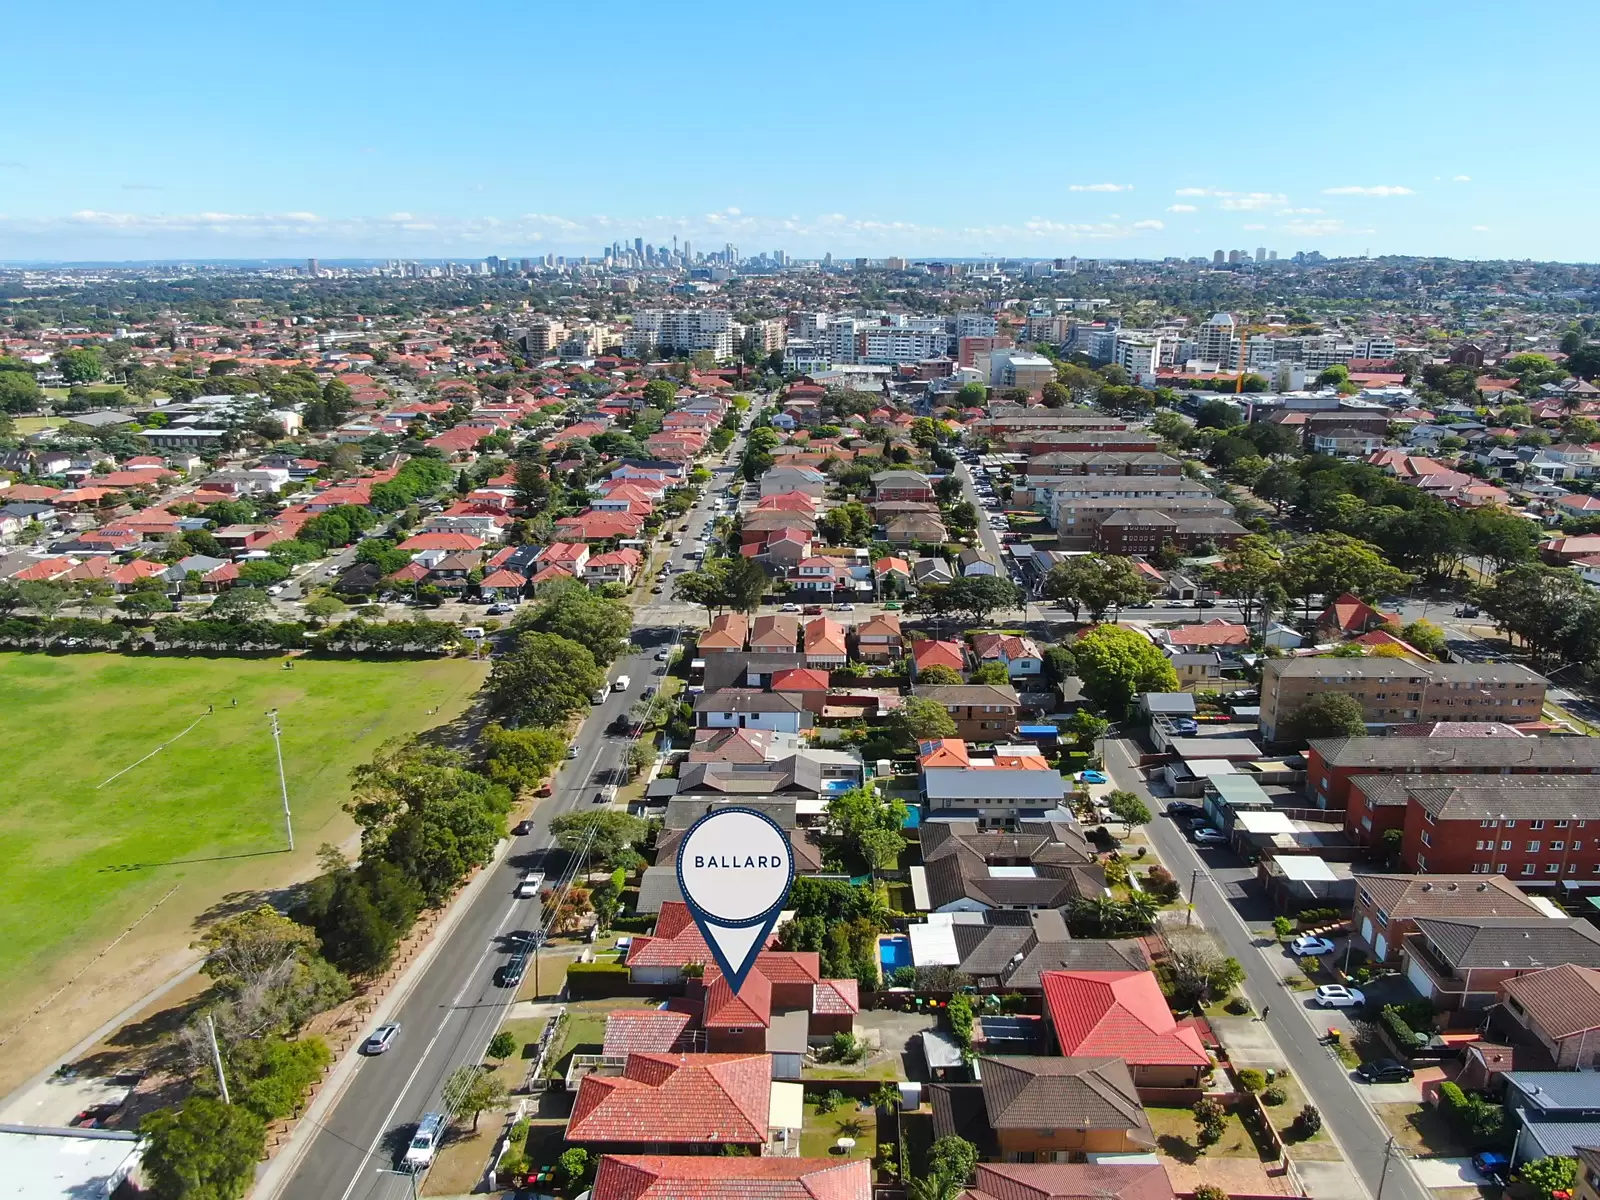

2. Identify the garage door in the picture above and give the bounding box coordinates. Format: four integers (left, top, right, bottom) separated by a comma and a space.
1374, 932, 1388, 961
1361, 917, 1374, 949
1406, 954, 1434, 1000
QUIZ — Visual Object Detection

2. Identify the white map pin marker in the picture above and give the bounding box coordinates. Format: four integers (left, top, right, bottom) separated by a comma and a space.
676, 807, 795, 994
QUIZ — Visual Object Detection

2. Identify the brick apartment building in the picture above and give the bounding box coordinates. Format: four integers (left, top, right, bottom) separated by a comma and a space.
1308, 735, 1600, 844
1094, 511, 1248, 555
1052, 496, 1235, 549
1394, 776, 1600, 878
1260, 659, 1548, 744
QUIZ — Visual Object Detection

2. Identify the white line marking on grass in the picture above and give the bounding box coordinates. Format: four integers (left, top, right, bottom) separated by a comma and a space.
95, 715, 209, 789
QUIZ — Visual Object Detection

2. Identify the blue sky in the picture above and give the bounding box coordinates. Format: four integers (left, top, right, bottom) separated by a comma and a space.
3, 0, 1595, 262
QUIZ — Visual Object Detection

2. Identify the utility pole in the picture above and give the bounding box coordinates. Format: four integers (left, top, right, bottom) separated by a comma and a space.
1375, 1135, 1399, 1200
267, 709, 294, 851
376, 1168, 420, 1199
1188, 868, 1203, 926
205, 1015, 230, 1104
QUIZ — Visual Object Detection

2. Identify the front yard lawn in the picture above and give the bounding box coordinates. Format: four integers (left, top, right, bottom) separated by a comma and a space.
1145, 1105, 1266, 1163
799, 1100, 878, 1160
1375, 1101, 1474, 1158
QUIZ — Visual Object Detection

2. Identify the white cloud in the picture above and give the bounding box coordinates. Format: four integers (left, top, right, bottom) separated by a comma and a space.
1277, 207, 1323, 215
1321, 185, 1415, 196
1173, 187, 1286, 210
1472, 225, 1491, 232
1454, 175, 1472, 182
1281, 217, 1376, 237
1069, 183, 1132, 192
1167, 204, 1198, 213
1132, 219, 1164, 230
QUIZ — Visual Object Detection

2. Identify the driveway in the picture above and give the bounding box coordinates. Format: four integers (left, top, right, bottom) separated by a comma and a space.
856, 1010, 939, 1080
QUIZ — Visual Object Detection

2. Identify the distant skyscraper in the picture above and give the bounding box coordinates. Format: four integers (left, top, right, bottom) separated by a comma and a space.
1268, 250, 1278, 261
634, 237, 644, 258
1212, 250, 1224, 265
683, 240, 692, 261
1255, 247, 1266, 263
306, 258, 319, 277
1227, 250, 1242, 264
823, 252, 833, 267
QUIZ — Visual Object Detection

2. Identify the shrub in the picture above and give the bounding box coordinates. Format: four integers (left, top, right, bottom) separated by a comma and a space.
1104, 859, 1130, 887
498, 1148, 528, 1182
1144, 865, 1182, 903
1272, 916, 1293, 938
488, 1030, 517, 1060
1262, 1085, 1288, 1106
1237, 1068, 1267, 1093
1226, 996, 1252, 1016
1381, 1005, 1425, 1049
1195, 1187, 1229, 1200
1193, 1097, 1227, 1147
1292, 1104, 1322, 1139
891, 964, 916, 987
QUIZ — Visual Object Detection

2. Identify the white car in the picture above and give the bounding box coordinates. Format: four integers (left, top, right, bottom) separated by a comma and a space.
1290, 936, 1337, 957
780, 603, 801, 613
833, 603, 855, 611
1313, 984, 1365, 1009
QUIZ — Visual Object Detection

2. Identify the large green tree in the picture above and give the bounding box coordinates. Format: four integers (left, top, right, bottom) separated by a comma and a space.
888, 695, 958, 748
1280, 692, 1367, 745
140, 1097, 266, 1200
1069, 624, 1179, 713
515, 579, 631, 665
826, 786, 909, 873
549, 811, 647, 870
487, 631, 606, 726
1043, 554, 1154, 621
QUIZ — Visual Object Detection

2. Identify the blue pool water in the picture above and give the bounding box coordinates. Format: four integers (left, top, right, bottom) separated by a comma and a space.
880, 935, 912, 971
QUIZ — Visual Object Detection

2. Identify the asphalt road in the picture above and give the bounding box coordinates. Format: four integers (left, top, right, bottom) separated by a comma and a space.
1105, 738, 1427, 1200
274, 633, 671, 1200
272, 409, 763, 1200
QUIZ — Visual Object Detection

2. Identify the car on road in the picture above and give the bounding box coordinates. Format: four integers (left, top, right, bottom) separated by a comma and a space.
655, 648, 671, 660
882, 601, 901, 610
651, 585, 663, 593
1313, 984, 1365, 1009
1166, 801, 1205, 820
495, 957, 526, 987
802, 604, 823, 614
593, 791, 607, 804
780, 603, 801, 612
834, 602, 855, 611
512, 819, 532, 836
1190, 827, 1228, 846
403, 1112, 445, 1170
566, 744, 578, 758
1289, 935, 1337, 957
515, 869, 544, 897
361, 1023, 400, 1055
266, 584, 285, 595
486, 603, 514, 615
1356, 1058, 1415, 1083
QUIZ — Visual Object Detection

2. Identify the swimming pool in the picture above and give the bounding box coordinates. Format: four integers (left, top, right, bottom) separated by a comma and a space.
879, 935, 912, 971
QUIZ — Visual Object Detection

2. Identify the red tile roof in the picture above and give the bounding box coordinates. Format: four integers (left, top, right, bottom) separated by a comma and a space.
396, 531, 484, 551
602, 1010, 697, 1057
703, 969, 773, 1028
1042, 971, 1209, 1067
592, 1156, 870, 1200
567, 1053, 771, 1145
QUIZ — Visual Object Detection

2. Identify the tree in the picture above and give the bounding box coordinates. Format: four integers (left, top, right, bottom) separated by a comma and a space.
1193, 1096, 1227, 1147
549, 811, 647, 871
0, 369, 42, 413
443, 1065, 508, 1130
210, 587, 273, 620
827, 786, 909, 873
721, 554, 769, 613
1281, 693, 1367, 744
1070, 624, 1179, 713
1196, 399, 1244, 429
945, 575, 1021, 623
480, 723, 567, 792
969, 661, 1011, 685
1518, 1157, 1579, 1199
642, 378, 679, 408
915, 664, 964, 686
887, 696, 957, 748
55, 346, 106, 383
1105, 790, 1152, 829
819, 501, 874, 546
1400, 620, 1448, 658
227, 1035, 332, 1120
516, 580, 631, 665
1044, 554, 1154, 621
1165, 930, 1246, 1006
347, 739, 513, 906
1283, 533, 1413, 619
303, 594, 346, 625
488, 1030, 518, 1060
488, 631, 605, 726
18, 580, 67, 619
927, 1135, 978, 1189
140, 1096, 266, 1200
674, 566, 729, 622
1206, 536, 1282, 630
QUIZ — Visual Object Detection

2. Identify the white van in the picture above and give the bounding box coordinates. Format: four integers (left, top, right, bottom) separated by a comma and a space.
613, 675, 631, 692
404, 1112, 445, 1170
516, 870, 545, 899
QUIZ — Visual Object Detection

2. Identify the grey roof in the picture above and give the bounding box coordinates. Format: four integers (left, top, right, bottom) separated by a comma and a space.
912, 684, 1020, 707
700, 652, 805, 692
1515, 1117, 1600, 1161
1506, 1071, 1600, 1114
925, 852, 1104, 912
1406, 776, 1600, 820
692, 689, 806, 714
1272, 658, 1546, 685
1412, 917, 1600, 969
1311, 736, 1600, 770
1143, 693, 1197, 714
675, 751, 857, 797
978, 1056, 1152, 1140
662, 796, 796, 830
923, 821, 1094, 868
65, 410, 136, 428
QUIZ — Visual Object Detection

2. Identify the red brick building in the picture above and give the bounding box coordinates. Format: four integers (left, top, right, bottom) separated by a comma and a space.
1397, 777, 1600, 879
1304, 735, 1600, 845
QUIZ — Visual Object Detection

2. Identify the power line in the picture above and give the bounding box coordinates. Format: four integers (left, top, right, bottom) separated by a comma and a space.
267, 709, 294, 852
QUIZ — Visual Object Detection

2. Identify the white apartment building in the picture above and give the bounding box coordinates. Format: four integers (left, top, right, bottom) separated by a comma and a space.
827, 316, 948, 364
956, 311, 999, 340
1112, 333, 1165, 386
628, 308, 734, 358
1196, 313, 1241, 370
987, 350, 1056, 392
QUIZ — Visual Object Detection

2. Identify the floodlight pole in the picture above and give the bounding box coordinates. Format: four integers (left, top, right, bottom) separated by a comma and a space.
206, 1015, 231, 1104
268, 709, 294, 851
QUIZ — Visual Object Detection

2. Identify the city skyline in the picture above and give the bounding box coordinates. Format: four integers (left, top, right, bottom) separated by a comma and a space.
3, 0, 1596, 261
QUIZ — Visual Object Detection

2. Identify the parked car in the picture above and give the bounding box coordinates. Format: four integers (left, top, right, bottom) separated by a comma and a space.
1471, 1153, 1510, 1183
1191, 827, 1228, 847
362, 1023, 401, 1055
1313, 984, 1365, 1009
1171, 717, 1199, 734
593, 792, 607, 804
780, 603, 801, 612
834, 602, 855, 611
1166, 801, 1205, 820
655, 648, 670, 661
882, 602, 901, 610
802, 604, 823, 615
1290, 935, 1337, 957
1076, 769, 1108, 784
1357, 1058, 1414, 1083
565, 745, 578, 758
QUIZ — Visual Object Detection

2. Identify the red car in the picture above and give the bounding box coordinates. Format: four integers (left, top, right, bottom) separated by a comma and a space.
802, 604, 823, 615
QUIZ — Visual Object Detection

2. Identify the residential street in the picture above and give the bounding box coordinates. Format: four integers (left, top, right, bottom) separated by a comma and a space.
1105, 737, 1428, 1200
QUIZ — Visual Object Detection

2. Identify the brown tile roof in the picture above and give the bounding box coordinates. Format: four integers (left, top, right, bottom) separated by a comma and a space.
977, 1056, 1152, 1140
1503, 964, 1600, 1039
962, 1162, 1175, 1200
592, 1155, 870, 1200
603, 1010, 697, 1057
567, 1053, 771, 1145
1358, 874, 1543, 920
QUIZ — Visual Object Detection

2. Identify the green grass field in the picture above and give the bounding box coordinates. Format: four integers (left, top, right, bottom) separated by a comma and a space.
0, 652, 486, 1026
